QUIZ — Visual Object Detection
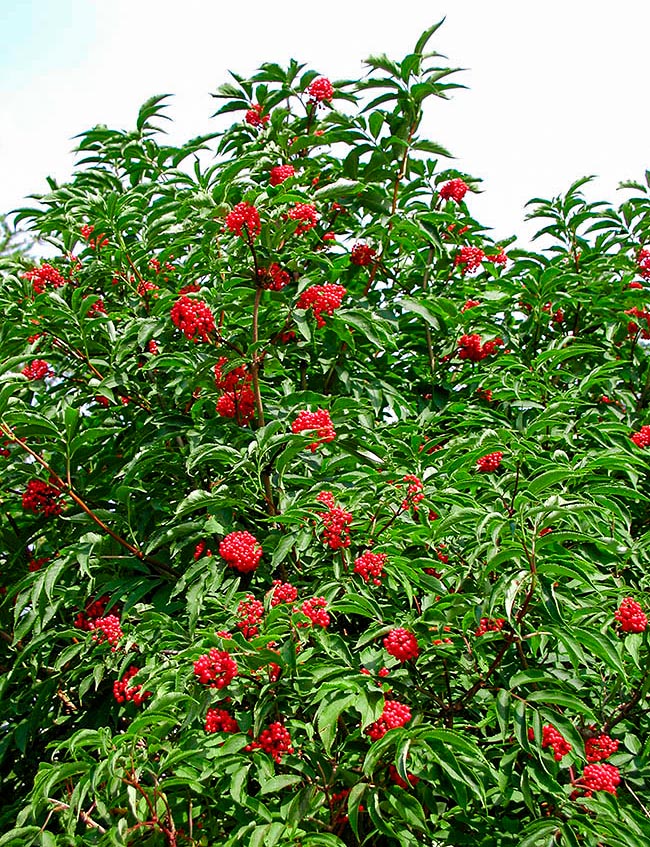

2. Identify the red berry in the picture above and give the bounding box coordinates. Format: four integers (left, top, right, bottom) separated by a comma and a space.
91, 614, 123, 649
247, 722, 293, 763
475, 617, 505, 636
270, 580, 298, 606
113, 666, 151, 706
21, 359, 52, 380
476, 452, 503, 473
288, 203, 318, 235
308, 77, 334, 103
236, 594, 264, 639
225, 202, 261, 240
615, 597, 648, 632
258, 263, 291, 291
291, 408, 336, 452
585, 733, 619, 763
383, 628, 419, 662
354, 551, 387, 586
439, 178, 469, 203
216, 385, 256, 425
637, 248, 650, 280
454, 246, 485, 274
269, 164, 295, 186
540, 724, 572, 761
23, 263, 66, 295
22, 479, 63, 517
245, 104, 269, 127
579, 763, 620, 796
299, 596, 330, 628
219, 531, 262, 574
205, 707, 240, 733
296, 284, 345, 328
351, 243, 376, 266
365, 700, 411, 741
193, 648, 238, 688
170, 296, 215, 342
316, 491, 353, 549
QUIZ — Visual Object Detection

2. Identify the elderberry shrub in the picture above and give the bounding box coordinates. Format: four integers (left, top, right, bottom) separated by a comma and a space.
1, 21, 649, 847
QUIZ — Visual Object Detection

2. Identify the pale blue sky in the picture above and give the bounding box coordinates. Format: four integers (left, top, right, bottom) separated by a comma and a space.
2, 0, 650, 245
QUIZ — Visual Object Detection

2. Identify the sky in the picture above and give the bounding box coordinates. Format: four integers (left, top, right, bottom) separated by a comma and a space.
1, 0, 649, 247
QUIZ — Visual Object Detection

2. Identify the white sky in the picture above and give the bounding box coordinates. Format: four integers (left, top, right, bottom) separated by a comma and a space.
2, 0, 649, 246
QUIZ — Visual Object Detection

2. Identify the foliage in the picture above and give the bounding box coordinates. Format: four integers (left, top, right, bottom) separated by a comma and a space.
1, 21, 650, 846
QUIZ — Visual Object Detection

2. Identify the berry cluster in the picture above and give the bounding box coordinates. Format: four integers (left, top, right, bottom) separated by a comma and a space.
205, 707, 240, 734
308, 77, 334, 103
461, 299, 481, 312
86, 297, 107, 317
258, 263, 291, 291
214, 358, 249, 391
296, 284, 346, 328
476, 452, 503, 473
579, 763, 621, 796
216, 386, 255, 425
384, 628, 419, 662
245, 103, 269, 127
316, 491, 353, 549
236, 595, 264, 639
91, 614, 123, 649
219, 531, 263, 574
388, 765, 420, 789
270, 580, 298, 606
73, 595, 110, 630
113, 666, 151, 706
488, 247, 508, 266
147, 339, 158, 354
300, 597, 330, 628
625, 306, 650, 339
637, 248, 650, 280
194, 541, 212, 560
400, 474, 424, 512
23, 263, 66, 295
630, 426, 650, 448
541, 725, 572, 761
614, 597, 648, 632
455, 245, 485, 274
366, 700, 412, 741
350, 242, 376, 266
28, 556, 49, 572
288, 203, 319, 235
170, 296, 215, 342
585, 733, 619, 763
354, 551, 387, 586
225, 202, 261, 240
457, 333, 503, 362
21, 359, 51, 381
22, 479, 63, 517
475, 617, 505, 636
291, 408, 336, 452
269, 164, 295, 185
247, 722, 293, 763
193, 649, 238, 688
439, 178, 469, 203
137, 279, 159, 298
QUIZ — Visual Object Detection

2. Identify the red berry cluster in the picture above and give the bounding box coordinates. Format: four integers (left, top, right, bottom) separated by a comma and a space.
91, 614, 123, 649
476, 452, 503, 473
637, 248, 650, 280
28, 556, 50, 572
299, 597, 330, 628
113, 666, 151, 706
541, 724, 572, 761
296, 284, 346, 328
23, 263, 66, 295
216, 387, 256, 425
258, 263, 291, 291
214, 358, 248, 391
366, 700, 411, 741
630, 426, 650, 448
439, 178, 469, 203
86, 297, 107, 317
457, 333, 503, 362
21, 359, 51, 380
225, 202, 261, 240
137, 279, 159, 298
629, 281, 644, 289
475, 617, 505, 636
461, 299, 481, 312
147, 340, 158, 355
269, 164, 295, 186
579, 763, 621, 796
236, 594, 264, 639
73, 595, 110, 630
205, 707, 240, 734
400, 474, 424, 512
22, 479, 63, 517
316, 491, 353, 549
383, 628, 419, 662
291, 408, 336, 452
308, 77, 334, 103
219, 531, 263, 574
625, 306, 650, 339
487, 247, 508, 265
350, 242, 376, 266
170, 296, 215, 342
354, 551, 387, 586
194, 540, 212, 560
179, 282, 201, 295
245, 104, 269, 127
455, 246, 485, 274
247, 722, 293, 763
193, 648, 238, 688
270, 580, 298, 606
288, 203, 319, 235
388, 764, 419, 789
80, 224, 108, 249
615, 597, 648, 632
585, 733, 619, 763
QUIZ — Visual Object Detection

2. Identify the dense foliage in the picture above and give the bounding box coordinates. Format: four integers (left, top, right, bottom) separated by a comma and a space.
1, 21, 650, 846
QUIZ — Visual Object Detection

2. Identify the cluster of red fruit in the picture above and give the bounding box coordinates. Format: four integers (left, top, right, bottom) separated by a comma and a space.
288, 202, 319, 235
170, 296, 215, 342
245, 103, 269, 127
91, 614, 123, 650
625, 306, 650, 339
365, 700, 411, 741
461, 298, 481, 312
22, 479, 63, 517
308, 77, 334, 103
350, 242, 376, 266
615, 597, 648, 632
258, 262, 291, 291
113, 666, 151, 706
299, 596, 330, 628
214, 358, 255, 425
585, 732, 619, 762
636, 247, 650, 280
23, 263, 66, 295
353, 550, 387, 586
400, 474, 424, 512
475, 616, 505, 636
476, 452, 503, 473
73, 595, 110, 630
226, 202, 262, 240
538, 724, 572, 761
579, 763, 621, 797
269, 164, 295, 185
630, 425, 650, 448
80, 224, 109, 249
246, 722, 294, 763
383, 628, 419, 662
439, 178, 469, 203
236, 595, 264, 639
457, 333, 503, 362
193, 648, 238, 689
291, 408, 336, 451
270, 580, 299, 606
454, 245, 485, 274
205, 707, 240, 734
296, 283, 346, 328
316, 491, 353, 549
219, 531, 263, 574
21, 359, 51, 380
